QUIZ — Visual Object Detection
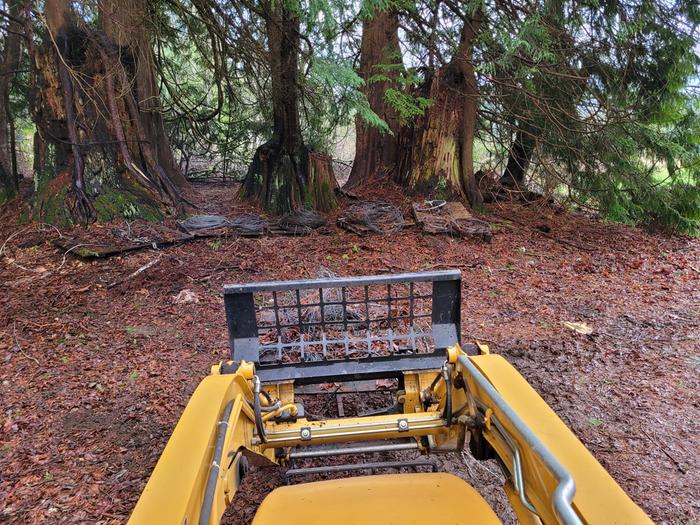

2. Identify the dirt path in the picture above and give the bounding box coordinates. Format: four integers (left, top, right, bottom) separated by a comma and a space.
1, 184, 698, 523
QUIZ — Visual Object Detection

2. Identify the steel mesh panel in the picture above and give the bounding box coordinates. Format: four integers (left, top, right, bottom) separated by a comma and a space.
253, 280, 435, 366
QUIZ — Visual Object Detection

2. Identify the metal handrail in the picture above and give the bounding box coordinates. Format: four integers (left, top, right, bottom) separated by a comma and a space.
457, 355, 583, 525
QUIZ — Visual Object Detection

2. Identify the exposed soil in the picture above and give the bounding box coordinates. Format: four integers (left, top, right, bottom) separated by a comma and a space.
1, 182, 698, 524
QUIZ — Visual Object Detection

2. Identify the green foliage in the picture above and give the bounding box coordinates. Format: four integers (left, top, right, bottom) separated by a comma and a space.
355, 98, 392, 135
305, 59, 390, 150
368, 64, 432, 125
2, 0, 698, 234
384, 88, 432, 125
471, 0, 700, 234
359, 0, 412, 20
0, 187, 8, 207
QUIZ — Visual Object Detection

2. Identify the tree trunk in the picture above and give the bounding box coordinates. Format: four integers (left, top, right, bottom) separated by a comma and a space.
345, 8, 402, 189
31, 0, 183, 225
397, 13, 483, 207
455, 14, 483, 207
238, 0, 337, 214
500, 127, 534, 188
499, 0, 565, 192
101, 0, 186, 186
0, 0, 25, 203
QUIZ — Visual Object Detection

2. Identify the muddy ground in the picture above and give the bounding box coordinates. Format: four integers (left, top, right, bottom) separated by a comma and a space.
1, 183, 698, 524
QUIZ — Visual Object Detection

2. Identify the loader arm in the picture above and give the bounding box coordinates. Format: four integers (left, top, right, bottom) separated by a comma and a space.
452, 349, 652, 525
129, 361, 274, 525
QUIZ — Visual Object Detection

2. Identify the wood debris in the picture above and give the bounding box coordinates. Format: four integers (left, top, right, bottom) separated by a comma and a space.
412, 201, 492, 241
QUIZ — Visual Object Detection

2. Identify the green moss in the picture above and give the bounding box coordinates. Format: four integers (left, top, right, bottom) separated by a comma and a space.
75, 247, 101, 257
139, 202, 163, 222
471, 201, 486, 213
19, 206, 30, 224
433, 177, 451, 201
34, 184, 73, 228
318, 180, 336, 211
320, 180, 331, 196
93, 190, 162, 222
303, 186, 314, 209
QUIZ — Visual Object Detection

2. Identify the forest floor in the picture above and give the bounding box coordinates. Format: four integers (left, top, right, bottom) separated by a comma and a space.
0, 182, 698, 524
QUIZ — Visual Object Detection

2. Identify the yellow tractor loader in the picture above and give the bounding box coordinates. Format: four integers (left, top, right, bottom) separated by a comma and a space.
129, 271, 651, 525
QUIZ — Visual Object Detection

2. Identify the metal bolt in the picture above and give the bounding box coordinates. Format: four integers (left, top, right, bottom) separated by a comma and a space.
300, 428, 311, 440
398, 419, 409, 432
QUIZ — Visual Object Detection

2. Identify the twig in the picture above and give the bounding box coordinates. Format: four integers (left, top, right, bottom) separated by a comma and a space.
107, 257, 162, 289
57, 243, 100, 272
12, 322, 40, 366
1, 224, 64, 257
432, 262, 483, 269
641, 429, 686, 474
1, 224, 66, 274
0, 228, 28, 257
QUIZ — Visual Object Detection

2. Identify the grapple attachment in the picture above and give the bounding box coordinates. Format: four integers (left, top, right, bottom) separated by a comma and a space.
223, 270, 470, 383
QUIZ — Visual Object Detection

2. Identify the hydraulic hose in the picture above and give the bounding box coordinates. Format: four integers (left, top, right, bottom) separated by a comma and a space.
253, 376, 267, 444
443, 364, 452, 426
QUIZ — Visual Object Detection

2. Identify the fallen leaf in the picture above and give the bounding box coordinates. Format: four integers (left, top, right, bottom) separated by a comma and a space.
563, 321, 593, 335
375, 379, 395, 389
173, 289, 200, 304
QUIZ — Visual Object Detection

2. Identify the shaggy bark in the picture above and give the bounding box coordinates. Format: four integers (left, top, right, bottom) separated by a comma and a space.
44, 0, 95, 221
397, 13, 483, 207
0, 0, 25, 202
345, 8, 402, 189
238, 0, 337, 214
101, 0, 185, 186
32, 0, 183, 224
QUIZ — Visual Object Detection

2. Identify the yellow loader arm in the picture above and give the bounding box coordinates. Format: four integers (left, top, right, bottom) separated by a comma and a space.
129, 362, 273, 524
454, 349, 651, 525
